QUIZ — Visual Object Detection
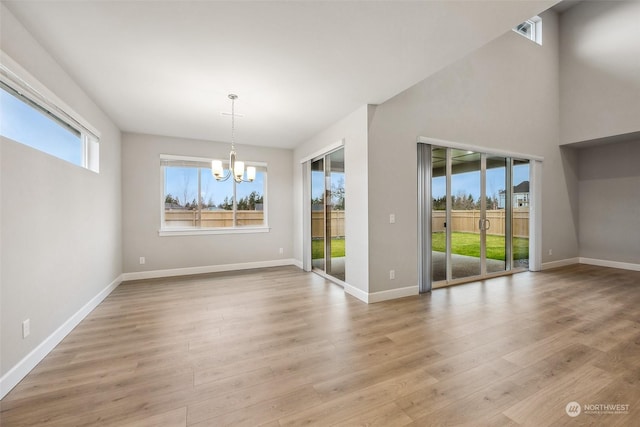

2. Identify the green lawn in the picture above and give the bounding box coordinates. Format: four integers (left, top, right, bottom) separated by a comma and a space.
431, 232, 528, 261
312, 238, 345, 259
312, 233, 527, 262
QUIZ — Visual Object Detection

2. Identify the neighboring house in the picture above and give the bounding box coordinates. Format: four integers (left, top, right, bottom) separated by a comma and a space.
499, 181, 530, 208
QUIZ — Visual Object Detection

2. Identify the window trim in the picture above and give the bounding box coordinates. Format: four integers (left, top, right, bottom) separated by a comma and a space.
0, 50, 100, 171
513, 15, 542, 45
158, 227, 270, 237
159, 154, 269, 236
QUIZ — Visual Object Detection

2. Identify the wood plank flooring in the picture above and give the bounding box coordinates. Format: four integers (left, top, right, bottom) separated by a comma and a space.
1, 264, 639, 426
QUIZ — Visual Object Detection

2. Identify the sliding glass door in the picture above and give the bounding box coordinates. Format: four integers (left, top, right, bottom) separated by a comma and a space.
310, 148, 346, 281
429, 145, 529, 287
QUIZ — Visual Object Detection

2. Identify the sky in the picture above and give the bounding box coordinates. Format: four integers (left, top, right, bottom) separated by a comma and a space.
0, 86, 82, 165
433, 163, 530, 201
311, 170, 345, 202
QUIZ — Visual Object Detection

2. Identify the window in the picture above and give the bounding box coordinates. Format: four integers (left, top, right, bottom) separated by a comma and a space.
0, 55, 99, 171
160, 155, 267, 235
513, 16, 542, 45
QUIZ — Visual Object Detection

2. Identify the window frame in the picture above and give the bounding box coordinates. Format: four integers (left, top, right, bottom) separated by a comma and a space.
513, 16, 542, 45
159, 154, 269, 236
0, 51, 100, 172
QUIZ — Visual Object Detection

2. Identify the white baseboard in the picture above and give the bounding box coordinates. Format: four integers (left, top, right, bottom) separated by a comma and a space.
541, 257, 579, 270
343, 283, 419, 304
343, 282, 369, 303
368, 285, 419, 303
292, 259, 303, 269
579, 257, 640, 272
540, 257, 640, 272
0, 275, 123, 399
121, 259, 299, 281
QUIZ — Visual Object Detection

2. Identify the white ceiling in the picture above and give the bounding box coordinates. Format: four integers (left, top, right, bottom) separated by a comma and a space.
3, 0, 557, 149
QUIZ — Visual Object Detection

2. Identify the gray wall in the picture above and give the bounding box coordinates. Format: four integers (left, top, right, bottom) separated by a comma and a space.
1, 5, 122, 377
292, 105, 370, 294
560, 0, 640, 144
578, 140, 640, 264
366, 10, 574, 293
121, 133, 293, 273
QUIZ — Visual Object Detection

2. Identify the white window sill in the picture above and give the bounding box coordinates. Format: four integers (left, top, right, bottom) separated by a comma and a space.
159, 227, 270, 237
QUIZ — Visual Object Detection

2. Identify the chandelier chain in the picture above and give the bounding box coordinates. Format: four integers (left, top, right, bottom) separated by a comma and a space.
230, 94, 236, 151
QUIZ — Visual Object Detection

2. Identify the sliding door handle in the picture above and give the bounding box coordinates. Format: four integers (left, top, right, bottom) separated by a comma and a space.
478, 218, 491, 231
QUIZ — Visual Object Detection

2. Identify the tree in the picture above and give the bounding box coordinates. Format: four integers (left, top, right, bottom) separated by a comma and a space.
237, 196, 248, 211
451, 192, 478, 210
184, 198, 198, 210
180, 171, 192, 207
218, 196, 233, 210
432, 196, 446, 210
331, 179, 345, 210
165, 193, 180, 206
236, 191, 263, 210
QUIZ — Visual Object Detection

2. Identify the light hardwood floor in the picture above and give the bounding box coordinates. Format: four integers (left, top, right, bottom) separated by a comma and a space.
1, 264, 639, 426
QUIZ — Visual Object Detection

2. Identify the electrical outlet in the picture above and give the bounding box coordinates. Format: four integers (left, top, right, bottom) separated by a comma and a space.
389, 214, 396, 224
279, 247, 284, 255
22, 319, 30, 338
389, 270, 395, 280
139, 256, 146, 265
548, 249, 553, 256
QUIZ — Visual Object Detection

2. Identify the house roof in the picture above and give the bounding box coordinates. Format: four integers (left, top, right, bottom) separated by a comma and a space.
499, 181, 530, 194
514, 181, 530, 193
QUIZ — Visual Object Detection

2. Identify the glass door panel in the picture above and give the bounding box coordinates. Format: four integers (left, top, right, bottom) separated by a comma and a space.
450, 149, 481, 280
327, 148, 345, 281
431, 147, 447, 282
512, 159, 530, 270
311, 158, 325, 271
486, 156, 508, 274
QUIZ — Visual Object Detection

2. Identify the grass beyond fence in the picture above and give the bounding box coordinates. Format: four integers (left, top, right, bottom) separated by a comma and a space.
432, 232, 529, 261
311, 233, 528, 262
312, 238, 346, 259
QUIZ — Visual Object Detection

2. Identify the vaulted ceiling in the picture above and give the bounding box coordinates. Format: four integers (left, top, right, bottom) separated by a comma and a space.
2, 1, 558, 148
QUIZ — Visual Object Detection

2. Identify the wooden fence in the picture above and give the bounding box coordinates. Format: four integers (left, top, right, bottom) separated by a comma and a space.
167, 208, 528, 237
312, 210, 345, 239
432, 209, 529, 237
311, 209, 527, 239
164, 210, 264, 227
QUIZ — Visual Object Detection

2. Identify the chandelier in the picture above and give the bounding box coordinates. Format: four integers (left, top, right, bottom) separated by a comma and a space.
211, 94, 256, 183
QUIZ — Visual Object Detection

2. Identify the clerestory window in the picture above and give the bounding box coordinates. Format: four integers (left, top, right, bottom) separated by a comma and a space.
513, 16, 542, 45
